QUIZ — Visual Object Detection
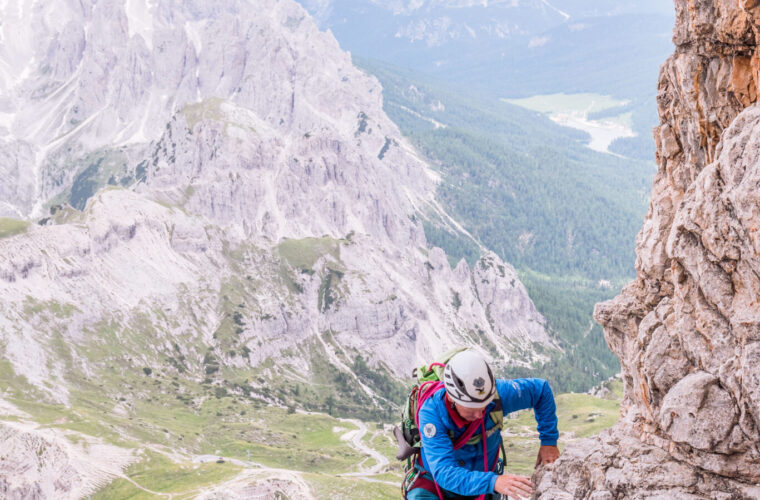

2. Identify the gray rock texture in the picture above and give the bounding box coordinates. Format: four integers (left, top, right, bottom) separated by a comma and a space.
535, 1, 760, 498
0, 421, 135, 500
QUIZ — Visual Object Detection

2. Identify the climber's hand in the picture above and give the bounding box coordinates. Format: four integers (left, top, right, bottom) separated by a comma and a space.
535, 444, 560, 467
494, 473, 533, 499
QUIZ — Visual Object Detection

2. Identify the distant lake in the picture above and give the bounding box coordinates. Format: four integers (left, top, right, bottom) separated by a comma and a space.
502, 93, 636, 156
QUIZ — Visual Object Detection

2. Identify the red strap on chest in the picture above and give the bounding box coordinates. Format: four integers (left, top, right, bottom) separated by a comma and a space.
452, 419, 482, 449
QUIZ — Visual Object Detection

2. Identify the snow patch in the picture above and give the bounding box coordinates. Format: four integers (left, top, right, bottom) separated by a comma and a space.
185, 20, 205, 56
529, 36, 550, 48
541, 0, 570, 20
125, 0, 154, 50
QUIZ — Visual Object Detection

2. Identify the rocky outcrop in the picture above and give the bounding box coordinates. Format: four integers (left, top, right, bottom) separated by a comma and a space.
194, 471, 316, 499
0, 421, 134, 500
535, 1, 760, 498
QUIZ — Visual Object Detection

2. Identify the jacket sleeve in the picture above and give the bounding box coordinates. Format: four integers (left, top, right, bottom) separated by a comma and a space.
497, 378, 559, 446
418, 400, 498, 495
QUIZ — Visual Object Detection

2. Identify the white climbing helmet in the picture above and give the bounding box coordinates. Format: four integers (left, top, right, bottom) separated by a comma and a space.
443, 350, 496, 408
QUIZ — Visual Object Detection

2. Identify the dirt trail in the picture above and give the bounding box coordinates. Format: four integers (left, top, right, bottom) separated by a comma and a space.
338, 418, 390, 476
85, 414, 397, 497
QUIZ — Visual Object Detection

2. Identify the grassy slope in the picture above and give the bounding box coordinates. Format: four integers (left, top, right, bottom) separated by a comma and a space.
93, 452, 242, 499
0, 217, 30, 239
0, 233, 403, 497
2, 340, 620, 498
2, 369, 392, 497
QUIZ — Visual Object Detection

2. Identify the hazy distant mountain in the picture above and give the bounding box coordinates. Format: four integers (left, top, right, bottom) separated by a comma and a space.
297, 0, 674, 163
302, 0, 673, 38
297, 0, 674, 84
296, 0, 675, 152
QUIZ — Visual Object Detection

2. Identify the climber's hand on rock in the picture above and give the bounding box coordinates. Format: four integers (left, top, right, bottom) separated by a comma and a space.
535, 444, 560, 467
494, 473, 533, 499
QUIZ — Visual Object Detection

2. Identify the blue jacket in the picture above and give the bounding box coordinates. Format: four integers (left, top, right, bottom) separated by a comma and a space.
417, 378, 558, 496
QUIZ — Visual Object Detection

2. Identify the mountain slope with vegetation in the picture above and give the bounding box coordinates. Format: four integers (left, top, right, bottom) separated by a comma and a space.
0, 0, 559, 496
358, 58, 655, 391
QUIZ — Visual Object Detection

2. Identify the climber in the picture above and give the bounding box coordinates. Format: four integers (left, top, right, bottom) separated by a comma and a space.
407, 350, 560, 500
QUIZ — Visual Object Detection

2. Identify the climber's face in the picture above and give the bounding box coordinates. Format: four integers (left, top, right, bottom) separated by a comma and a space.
454, 403, 486, 422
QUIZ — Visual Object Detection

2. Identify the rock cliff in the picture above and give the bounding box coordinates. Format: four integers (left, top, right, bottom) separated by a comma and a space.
535, 1, 760, 498
0, 0, 554, 496
0, 418, 135, 499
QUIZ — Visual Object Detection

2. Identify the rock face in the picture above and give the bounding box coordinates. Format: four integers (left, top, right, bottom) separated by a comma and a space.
535, 1, 760, 498
0, 421, 135, 500
194, 471, 316, 500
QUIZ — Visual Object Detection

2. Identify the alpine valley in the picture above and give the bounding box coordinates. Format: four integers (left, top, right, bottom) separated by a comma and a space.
296, 0, 676, 392
0, 0, 560, 497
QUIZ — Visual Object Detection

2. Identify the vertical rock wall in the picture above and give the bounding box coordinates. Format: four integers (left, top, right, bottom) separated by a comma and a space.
535, 1, 760, 498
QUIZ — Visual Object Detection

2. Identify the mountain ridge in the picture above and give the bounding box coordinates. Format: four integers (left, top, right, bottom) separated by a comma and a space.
0, 1, 557, 495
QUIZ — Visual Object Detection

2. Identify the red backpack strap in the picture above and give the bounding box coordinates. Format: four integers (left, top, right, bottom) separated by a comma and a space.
414, 381, 444, 429
417, 382, 483, 451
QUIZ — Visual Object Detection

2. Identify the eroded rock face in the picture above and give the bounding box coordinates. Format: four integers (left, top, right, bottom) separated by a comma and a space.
0, 421, 135, 500
535, 1, 760, 498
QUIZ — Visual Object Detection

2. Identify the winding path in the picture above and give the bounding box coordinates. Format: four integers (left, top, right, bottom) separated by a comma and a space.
95, 417, 397, 497
338, 418, 390, 476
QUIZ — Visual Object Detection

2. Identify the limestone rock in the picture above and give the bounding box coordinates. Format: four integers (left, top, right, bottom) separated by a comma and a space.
0, 0, 551, 403
534, 422, 760, 499
0, 421, 135, 500
535, 1, 760, 497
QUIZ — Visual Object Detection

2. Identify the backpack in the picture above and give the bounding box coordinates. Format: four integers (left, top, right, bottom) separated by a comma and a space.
393, 348, 506, 499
